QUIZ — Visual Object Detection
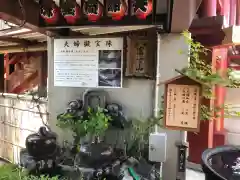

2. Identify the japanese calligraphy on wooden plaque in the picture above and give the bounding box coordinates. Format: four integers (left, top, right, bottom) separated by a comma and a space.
164, 76, 201, 132
125, 32, 155, 78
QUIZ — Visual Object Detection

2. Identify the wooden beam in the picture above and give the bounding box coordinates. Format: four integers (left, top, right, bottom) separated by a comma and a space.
0, 0, 69, 37
0, 28, 32, 37
0, 43, 47, 53
8, 54, 23, 65
0, 0, 39, 30
0, 37, 32, 45
10, 71, 38, 93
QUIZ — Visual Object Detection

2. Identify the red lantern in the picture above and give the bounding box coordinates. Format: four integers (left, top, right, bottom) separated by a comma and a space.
40, 3, 60, 25
63, 3, 81, 24
82, 0, 103, 22
107, 0, 128, 21
135, 0, 153, 20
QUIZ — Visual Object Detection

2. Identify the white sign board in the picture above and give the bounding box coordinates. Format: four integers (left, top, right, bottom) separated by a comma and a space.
54, 37, 123, 88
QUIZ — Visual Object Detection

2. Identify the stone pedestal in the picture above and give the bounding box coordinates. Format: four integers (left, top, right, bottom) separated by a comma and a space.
225, 117, 240, 145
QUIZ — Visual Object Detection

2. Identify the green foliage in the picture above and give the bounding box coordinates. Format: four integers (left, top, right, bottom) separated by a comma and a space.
57, 107, 111, 145
179, 30, 240, 120
57, 112, 86, 144
23, 175, 63, 180
127, 117, 161, 158
0, 164, 26, 180
0, 164, 62, 180
83, 107, 111, 137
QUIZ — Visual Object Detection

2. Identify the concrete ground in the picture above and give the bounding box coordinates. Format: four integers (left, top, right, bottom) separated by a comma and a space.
187, 169, 205, 180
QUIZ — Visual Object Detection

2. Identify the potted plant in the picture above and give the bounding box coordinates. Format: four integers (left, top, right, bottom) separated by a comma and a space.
57, 106, 111, 151
127, 117, 161, 160
57, 112, 87, 148
83, 107, 112, 143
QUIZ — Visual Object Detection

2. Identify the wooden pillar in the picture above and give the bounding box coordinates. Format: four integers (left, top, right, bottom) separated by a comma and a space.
212, 46, 228, 147
0, 54, 4, 92
38, 51, 47, 97
223, 0, 231, 27
4, 53, 9, 93
213, 47, 228, 132
230, 0, 237, 26
236, 0, 240, 25
203, 0, 217, 17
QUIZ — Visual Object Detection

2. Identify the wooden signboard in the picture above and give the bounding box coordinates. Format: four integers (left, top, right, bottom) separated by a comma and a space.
163, 75, 201, 132
125, 32, 155, 78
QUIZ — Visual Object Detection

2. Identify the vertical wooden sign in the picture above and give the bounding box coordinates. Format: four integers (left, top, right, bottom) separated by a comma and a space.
125, 31, 155, 78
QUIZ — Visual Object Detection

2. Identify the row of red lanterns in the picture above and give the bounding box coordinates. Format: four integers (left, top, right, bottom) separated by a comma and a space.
40, 0, 153, 25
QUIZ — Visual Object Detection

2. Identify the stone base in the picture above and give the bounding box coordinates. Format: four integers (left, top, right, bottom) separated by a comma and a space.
225, 132, 240, 145
225, 117, 240, 145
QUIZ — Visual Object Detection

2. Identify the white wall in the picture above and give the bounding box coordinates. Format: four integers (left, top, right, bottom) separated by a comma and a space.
225, 88, 240, 145
47, 33, 190, 180
47, 36, 155, 141
156, 34, 190, 180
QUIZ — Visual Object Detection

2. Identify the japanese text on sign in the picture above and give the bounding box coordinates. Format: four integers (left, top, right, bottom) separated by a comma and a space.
165, 84, 200, 130
54, 38, 123, 88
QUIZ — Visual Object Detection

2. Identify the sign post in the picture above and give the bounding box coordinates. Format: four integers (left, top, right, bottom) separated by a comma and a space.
163, 75, 202, 180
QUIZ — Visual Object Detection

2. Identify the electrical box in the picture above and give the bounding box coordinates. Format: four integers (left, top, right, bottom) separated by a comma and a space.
149, 132, 167, 163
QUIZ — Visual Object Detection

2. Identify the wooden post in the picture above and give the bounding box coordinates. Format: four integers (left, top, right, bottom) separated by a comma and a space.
4, 53, 9, 93
38, 51, 47, 97
212, 47, 228, 132
0, 54, 4, 92
203, 0, 217, 17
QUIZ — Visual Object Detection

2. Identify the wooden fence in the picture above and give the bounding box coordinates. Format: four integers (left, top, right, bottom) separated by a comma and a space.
0, 93, 48, 164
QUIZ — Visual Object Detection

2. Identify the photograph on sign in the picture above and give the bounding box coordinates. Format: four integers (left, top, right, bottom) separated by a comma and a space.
165, 84, 200, 131
98, 50, 122, 87
53, 37, 123, 88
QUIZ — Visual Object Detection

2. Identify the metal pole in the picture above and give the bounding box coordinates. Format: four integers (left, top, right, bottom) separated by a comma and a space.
181, 131, 187, 144
153, 32, 163, 179
154, 33, 161, 119
159, 162, 163, 179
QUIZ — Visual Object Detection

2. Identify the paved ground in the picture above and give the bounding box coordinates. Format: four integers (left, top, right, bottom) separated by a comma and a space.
187, 169, 205, 180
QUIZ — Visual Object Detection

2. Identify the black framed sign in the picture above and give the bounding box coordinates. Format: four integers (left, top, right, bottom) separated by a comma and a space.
177, 145, 187, 172
39, 0, 173, 32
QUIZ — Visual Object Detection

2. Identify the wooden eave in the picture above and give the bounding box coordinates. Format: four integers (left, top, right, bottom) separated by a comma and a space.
0, 0, 41, 32
0, 25, 47, 53
0, 0, 83, 37
189, 16, 224, 35
189, 16, 240, 47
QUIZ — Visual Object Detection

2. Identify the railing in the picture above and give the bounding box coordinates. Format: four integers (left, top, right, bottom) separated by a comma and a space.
0, 93, 48, 164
